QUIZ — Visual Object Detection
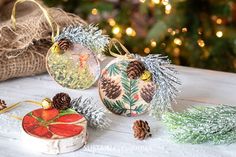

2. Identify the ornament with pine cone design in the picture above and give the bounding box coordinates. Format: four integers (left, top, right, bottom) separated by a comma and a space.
141, 83, 156, 103
126, 60, 146, 79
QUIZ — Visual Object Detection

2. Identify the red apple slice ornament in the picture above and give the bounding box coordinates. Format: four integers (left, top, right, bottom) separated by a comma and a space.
22, 108, 87, 154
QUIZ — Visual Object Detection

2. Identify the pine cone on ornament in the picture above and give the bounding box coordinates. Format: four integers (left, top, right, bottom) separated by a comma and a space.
133, 120, 151, 140
100, 77, 121, 99
126, 60, 146, 79
58, 38, 73, 51
52, 93, 71, 110
141, 83, 156, 103
0, 99, 7, 110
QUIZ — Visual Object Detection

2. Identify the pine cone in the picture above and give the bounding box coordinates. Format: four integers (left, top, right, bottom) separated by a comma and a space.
52, 93, 71, 110
0, 99, 7, 110
100, 77, 121, 99
133, 120, 151, 140
141, 83, 156, 103
58, 38, 73, 51
126, 60, 145, 79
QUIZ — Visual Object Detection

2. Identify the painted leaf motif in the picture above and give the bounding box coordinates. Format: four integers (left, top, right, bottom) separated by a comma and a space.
22, 108, 85, 139
49, 124, 83, 137
106, 63, 120, 76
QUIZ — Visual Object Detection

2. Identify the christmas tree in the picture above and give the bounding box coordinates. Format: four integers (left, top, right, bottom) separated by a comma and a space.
43, 0, 236, 72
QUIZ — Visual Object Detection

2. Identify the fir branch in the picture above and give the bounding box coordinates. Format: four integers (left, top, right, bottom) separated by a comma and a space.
134, 54, 181, 118
71, 96, 111, 129
55, 24, 110, 60
162, 105, 236, 144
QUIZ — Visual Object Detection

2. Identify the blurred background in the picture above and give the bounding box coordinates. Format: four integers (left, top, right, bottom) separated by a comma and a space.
43, 0, 236, 72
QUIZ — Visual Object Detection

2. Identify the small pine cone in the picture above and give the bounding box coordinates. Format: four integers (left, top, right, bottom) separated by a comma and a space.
52, 93, 71, 110
58, 38, 73, 51
126, 60, 146, 79
133, 120, 151, 140
141, 83, 156, 103
0, 99, 7, 110
101, 77, 121, 99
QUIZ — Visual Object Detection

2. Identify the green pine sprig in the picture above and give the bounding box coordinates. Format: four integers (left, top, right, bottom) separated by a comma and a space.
162, 105, 236, 144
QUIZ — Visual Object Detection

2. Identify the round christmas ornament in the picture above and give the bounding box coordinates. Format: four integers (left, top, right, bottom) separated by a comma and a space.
99, 58, 156, 117
99, 39, 181, 117
46, 25, 110, 89
22, 108, 87, 154
0, 92, 111, 154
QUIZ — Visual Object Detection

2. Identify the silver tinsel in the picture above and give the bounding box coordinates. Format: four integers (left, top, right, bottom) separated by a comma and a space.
134, 54, 181, 118
71, 96, 111, 129
55, 24, 110, 60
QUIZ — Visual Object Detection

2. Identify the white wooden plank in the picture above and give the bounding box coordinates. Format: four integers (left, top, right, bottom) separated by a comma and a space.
0, 57, 236, 157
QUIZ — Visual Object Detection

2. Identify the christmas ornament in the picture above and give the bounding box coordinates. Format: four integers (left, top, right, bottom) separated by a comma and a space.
0, 92, 112, 154
22, 108, 87, 154
0, 99, 7, 110
99, 39, 180, 117
46, 25, 110, 89
163, 105, 236, 144
71, 96, 111, 129
52, 92, 71, 110
133, 120, 151, 140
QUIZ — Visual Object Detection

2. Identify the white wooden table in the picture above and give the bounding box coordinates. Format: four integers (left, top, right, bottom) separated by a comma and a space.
0, 58, 236, 157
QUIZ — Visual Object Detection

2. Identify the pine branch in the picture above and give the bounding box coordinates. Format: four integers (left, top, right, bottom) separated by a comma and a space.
71, 96, 111, 129
55, 24, 110, 60
135, 54, 181, 118
162, 105, 236, 144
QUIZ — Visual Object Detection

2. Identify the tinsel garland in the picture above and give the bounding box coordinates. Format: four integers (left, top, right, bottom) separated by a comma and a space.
162, 105, 236, 144
135, 54, 181, 118
55, 24, 110, 60
71, 96, 111, 129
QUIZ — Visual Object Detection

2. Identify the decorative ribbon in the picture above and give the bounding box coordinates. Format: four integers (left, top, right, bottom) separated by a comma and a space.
108, 38, 134, 59
0, 100, 42, 120
11, 0, 59, 42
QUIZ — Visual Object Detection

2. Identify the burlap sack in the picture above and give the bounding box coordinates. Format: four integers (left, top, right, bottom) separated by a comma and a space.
0, 1, 86, 81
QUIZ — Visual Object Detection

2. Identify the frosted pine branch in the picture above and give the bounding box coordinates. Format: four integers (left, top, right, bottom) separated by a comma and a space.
162, 105, 236, 144
55, 24, 110, 60
71, 96, 111, 129
135, 54, 181, 118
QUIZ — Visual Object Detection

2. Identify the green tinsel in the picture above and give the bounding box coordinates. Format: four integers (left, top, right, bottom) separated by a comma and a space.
162, 105, 236, 144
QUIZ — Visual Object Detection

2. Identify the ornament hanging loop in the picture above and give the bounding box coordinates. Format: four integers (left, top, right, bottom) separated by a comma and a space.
11, 0, 59, 42
109, 38, 133, 59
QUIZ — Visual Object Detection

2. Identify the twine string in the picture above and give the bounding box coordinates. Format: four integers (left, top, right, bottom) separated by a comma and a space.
108, 38, 133, 59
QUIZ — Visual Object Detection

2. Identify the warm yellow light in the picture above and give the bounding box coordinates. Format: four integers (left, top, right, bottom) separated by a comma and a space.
174, 38, 182, 46
216, 31, 223, 38
171, 30, 176, 36
91, 8, 98, 15
144, 47, 150, 54
140, 0, 145, 3
167, 28, 173, 33
108, 18, 116, 26
197, 39, 205, 47
152, 0, 160, 4
126, 27, 136, 36
162, 0, 169, 5
182, 27, 187, 32
112, 26, 121, 35
150, 40, 157, 47
165, 4, 171, 14
216, 18, 222, 24
173, 47, 180, 57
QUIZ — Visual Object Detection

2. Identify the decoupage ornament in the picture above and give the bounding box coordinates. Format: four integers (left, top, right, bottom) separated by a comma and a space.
99, 58, 157, 117
22, 108, 87, 154
46, 25, 110, 89
99, 39, 180, 117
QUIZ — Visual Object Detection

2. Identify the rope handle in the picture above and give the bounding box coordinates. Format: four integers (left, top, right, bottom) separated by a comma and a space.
108, 38, 134, 59
11, 0, 59, 42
